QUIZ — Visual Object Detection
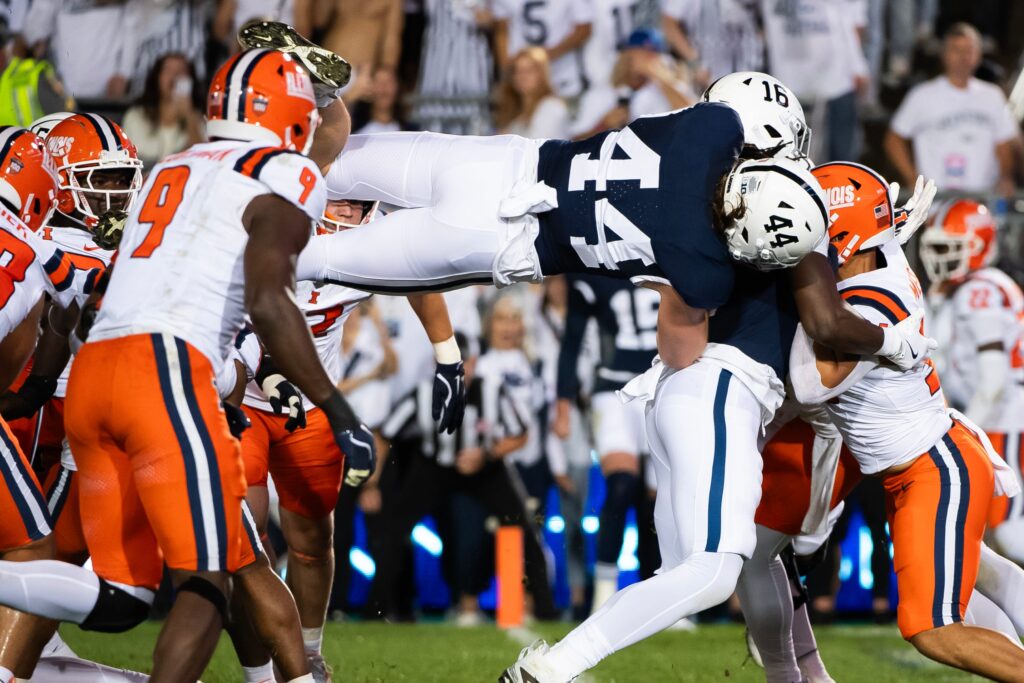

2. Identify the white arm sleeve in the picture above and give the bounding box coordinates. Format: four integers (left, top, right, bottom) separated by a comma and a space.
214, 356, 242, 399
965, 348, 1007, 427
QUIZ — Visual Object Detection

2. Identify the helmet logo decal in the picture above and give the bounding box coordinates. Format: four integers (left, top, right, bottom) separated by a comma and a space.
285, 70, 315, 103
253, 95, 269, 114
47, 136, 73, 159
826, 185, 855, 209
7, 158, 22, 175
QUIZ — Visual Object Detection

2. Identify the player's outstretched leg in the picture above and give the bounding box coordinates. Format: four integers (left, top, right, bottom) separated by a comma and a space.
154, 570, 230, 682
502, 362, 764, 682
976, 542, 1024, 638
280, 509, 336, 681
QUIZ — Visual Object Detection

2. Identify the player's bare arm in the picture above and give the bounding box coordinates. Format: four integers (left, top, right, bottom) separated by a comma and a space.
0, 299, 43, 392
242, 194, 339, 407
309, 98, 350, 175
407, 292, 467, 434
0, 300, 77, 420
647, 283, 707, 370
790, 253, 884, 354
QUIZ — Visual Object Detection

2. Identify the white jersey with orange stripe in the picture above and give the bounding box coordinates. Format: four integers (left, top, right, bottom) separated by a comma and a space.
0, 207, 84, 344
242, 279, 370, 413
930, 267, 1024, 433
820, 240, 951, 474
40, 226, 114, 398
89, 140, 327, 373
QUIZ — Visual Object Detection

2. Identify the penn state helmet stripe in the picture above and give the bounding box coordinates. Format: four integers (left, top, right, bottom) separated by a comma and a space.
151, 333, 211, 569
742, 163, 828, 228
705, 369, 732, 552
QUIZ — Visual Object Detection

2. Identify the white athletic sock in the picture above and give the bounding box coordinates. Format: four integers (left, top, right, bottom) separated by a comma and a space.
792, 604, 832, 683
591, 562, 619, 614
302, 625, 324, 655
736, 555, 801, 682
0, 560, 101, 623
976, 542, 1024, 638
0, 666, 13, 683
543, 552, 742, 680
286, 676, 315, 683
241, 661, 274, 683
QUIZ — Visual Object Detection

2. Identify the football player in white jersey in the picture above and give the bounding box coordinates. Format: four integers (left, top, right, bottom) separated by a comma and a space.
0, 127, 107, 683
920, 199, 1024, 564
493, 0, 594, 98
0, 49, 362, 682
787, 161, 1024, 680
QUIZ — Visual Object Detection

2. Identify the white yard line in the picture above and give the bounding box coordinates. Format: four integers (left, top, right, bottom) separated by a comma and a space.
504, 626, 597, 683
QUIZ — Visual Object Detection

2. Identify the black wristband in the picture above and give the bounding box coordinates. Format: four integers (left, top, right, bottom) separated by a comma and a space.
18, 374, 57, 408
321, 391, 359, 432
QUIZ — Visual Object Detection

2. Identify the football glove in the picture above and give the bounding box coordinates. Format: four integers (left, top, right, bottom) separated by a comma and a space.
0, 375, 57, 421
432, 361, 466, 434
889, 176, 937, 245
336, 423, 376, 487
222, 401, 251, 439
94, 210, 128, 250
260, 373, 306, 432
878, 309, 938, 371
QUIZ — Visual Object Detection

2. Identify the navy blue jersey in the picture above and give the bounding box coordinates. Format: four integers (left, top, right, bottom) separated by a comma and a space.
534, 102, 743, 311
708, 268, 799, 379
557, 273, 659, 397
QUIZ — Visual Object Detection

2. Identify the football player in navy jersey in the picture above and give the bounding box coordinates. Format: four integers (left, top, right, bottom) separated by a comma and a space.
499, 73, 938, 683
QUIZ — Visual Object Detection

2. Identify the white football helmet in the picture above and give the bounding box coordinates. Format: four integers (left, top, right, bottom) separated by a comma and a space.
29, 111, 73, 138
721, 158, 828, 271
703, 72, 811, 163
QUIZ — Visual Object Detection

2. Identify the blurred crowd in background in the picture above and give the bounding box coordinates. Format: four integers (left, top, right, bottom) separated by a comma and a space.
1, 0, 1023, 625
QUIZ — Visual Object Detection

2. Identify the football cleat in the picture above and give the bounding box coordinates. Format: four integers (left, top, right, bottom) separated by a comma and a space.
237, 20, 351, 91
499, 641, 568, 683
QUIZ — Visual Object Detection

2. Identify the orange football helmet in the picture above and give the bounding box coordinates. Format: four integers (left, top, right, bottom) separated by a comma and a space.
0, 126, 59, 232
207, 49, 319, 154
45, 113, 143, 228
812, 161, 894, 264
919, 199, 997, 283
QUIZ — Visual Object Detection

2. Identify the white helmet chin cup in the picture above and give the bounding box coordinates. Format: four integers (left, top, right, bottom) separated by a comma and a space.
722, 158, 829, 271
703, 71, 811, 162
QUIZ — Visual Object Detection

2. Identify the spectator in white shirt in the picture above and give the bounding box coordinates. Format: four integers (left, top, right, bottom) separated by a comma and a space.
19, 0, 128, 100
885, 22, 1019, 196
572, 28, 695, 139
493, 0, 593, 98
759, 0, 869, 162
495, 47, 570, 139
213, 0, 313, 47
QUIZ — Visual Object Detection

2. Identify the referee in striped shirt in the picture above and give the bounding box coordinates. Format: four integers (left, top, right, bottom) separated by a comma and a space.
367, 333, 557, 621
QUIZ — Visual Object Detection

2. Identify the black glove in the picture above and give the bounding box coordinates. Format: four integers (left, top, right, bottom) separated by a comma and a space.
222, 401, 251, 439
0, 375, 57, 421
432, 361, 465, 434
259, 373, 306, 432
337, 423, 376, 487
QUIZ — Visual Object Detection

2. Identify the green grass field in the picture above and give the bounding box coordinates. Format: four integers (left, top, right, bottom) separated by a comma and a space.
60, 621, 980, 682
